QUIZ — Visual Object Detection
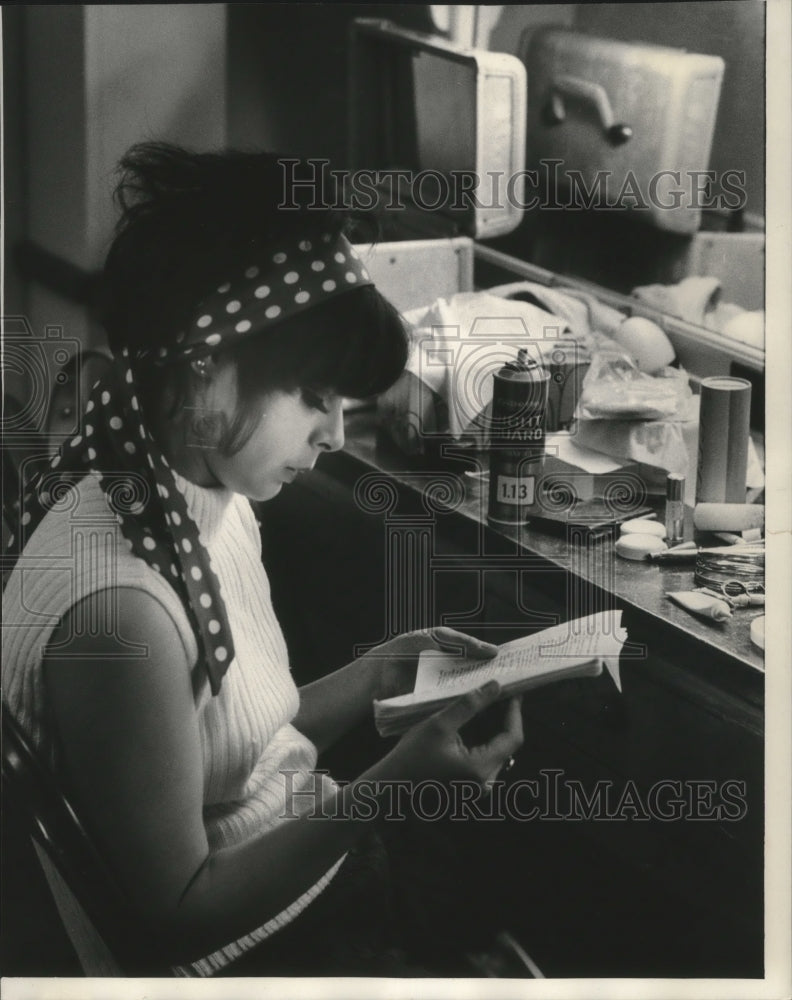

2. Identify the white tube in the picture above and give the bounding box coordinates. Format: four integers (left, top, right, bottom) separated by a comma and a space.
693, 503, 765, 532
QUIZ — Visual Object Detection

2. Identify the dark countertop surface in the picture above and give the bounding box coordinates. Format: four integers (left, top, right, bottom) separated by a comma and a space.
319, 409, 764, 704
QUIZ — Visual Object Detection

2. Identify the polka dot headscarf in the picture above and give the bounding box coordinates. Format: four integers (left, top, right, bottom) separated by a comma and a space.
138, 232, 372, 364
10, 232, 373, 696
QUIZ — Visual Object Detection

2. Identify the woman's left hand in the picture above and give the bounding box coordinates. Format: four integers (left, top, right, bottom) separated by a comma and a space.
362, 627, 499, 701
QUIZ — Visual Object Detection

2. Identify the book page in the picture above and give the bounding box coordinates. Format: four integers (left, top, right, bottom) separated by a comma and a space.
414, 611, 625, 699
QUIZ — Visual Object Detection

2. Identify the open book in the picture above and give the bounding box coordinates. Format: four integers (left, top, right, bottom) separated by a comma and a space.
373, 611, 626, 737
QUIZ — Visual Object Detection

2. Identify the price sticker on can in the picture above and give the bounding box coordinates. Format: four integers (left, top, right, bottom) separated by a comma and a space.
494, 475, 536, 506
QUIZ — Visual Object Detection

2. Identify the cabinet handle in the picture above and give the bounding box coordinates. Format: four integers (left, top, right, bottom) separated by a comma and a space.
542, 74, 633, 147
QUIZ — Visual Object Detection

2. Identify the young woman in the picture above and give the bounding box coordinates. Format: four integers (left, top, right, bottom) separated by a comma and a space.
2, 144, 522, 977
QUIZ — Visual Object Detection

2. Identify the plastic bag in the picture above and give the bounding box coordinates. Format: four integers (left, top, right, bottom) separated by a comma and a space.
575, 346, 692, 421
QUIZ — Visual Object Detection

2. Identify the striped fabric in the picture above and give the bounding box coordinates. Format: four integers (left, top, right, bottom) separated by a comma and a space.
2, 471, 343, 975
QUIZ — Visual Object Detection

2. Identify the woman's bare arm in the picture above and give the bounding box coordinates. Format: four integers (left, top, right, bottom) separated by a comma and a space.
44, 591, 519, 963
44, 589, 377, 962
294, 629, 498, 752
293, 656, 379, 752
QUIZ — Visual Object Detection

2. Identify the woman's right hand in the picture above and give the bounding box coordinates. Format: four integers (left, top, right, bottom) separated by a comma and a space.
376, 681, 524, 789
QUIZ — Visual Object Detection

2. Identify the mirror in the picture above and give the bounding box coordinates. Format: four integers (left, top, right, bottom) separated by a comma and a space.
349, 19, 526, 240
476, 2, 764, 346
222, 3, 765, 356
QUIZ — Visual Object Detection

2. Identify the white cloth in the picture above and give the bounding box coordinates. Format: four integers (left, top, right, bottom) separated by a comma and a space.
401, 291, 579, 441
631, 276, 765, 349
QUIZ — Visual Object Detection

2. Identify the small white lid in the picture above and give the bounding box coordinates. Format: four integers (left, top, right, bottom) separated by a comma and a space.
615, 534, 668, 560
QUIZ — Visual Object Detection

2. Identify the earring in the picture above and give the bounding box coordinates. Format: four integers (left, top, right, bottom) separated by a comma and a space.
192, 357, 210, 378
186, 407, 224, 448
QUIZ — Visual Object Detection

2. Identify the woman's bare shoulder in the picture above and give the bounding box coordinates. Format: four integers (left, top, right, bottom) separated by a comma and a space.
42, 587, 210, 926
43, 585, 199, 736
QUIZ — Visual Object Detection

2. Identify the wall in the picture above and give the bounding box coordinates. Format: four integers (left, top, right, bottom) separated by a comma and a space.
7, 6, 91, 400
83, 4, 228, 264
5, 3, 227, 368
2, 6, 29, 318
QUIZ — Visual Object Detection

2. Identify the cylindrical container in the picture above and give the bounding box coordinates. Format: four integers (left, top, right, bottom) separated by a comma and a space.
487, 352, 550, 525
693, 502, 765, 533
543, 342, 590, 432
696, 376, 752, 503
665, 473, 685, 546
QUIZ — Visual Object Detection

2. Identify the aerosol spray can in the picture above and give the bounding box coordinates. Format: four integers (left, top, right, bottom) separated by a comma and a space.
488, 350, 550, 525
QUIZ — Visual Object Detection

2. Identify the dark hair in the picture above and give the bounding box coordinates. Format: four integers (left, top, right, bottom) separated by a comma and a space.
100, 142, 408, 454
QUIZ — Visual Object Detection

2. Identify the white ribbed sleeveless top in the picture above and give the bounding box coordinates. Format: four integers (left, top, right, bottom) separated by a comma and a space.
2, 471, 342, 975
